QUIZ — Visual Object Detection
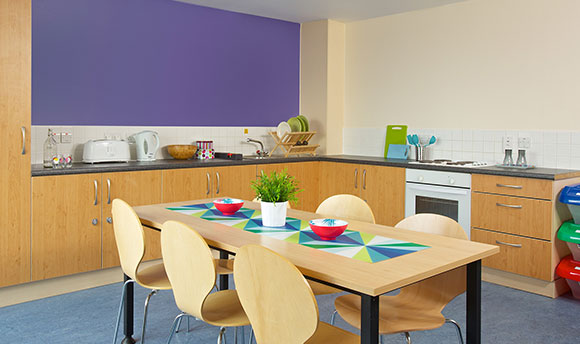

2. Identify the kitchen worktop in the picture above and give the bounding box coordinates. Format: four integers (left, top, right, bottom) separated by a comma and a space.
32, 155, 580, 180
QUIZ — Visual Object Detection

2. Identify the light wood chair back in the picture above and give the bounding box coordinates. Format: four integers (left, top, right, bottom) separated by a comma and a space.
161, 221, 216, 320
234, 244, 319, 344
394, 214, 467, 309
316, 194, 376, 223
111, 199, 146, 281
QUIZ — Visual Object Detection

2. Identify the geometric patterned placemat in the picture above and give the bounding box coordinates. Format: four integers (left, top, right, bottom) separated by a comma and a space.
167, 203, 430, 263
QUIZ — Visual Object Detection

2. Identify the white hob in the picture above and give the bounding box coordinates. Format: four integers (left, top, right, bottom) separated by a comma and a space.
408, 159, 490, 168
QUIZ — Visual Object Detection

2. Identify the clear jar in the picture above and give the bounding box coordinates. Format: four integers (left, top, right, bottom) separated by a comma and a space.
43, 129, 58, 168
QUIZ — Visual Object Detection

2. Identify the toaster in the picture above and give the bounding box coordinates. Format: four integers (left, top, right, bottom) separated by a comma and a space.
83, 139, 130, 163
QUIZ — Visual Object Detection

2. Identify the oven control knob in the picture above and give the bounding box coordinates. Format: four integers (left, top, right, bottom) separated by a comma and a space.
417, 176, 424, 182
449, 178, 455, 185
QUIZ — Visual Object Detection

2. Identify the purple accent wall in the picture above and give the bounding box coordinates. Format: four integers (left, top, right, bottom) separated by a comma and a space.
32, 0, 299, 126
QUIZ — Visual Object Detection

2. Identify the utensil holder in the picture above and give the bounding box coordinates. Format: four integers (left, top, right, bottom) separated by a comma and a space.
415, 146, 426, 161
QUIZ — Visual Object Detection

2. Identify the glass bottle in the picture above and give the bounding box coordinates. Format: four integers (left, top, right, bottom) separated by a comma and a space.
43, 129, 58, 168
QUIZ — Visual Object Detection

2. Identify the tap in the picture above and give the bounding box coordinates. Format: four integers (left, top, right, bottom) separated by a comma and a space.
246, 138, 268, 157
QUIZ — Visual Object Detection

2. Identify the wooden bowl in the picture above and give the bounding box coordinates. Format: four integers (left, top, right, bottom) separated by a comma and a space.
167, 145, 197, 160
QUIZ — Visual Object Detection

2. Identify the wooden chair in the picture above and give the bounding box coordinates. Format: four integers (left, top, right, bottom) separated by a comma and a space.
161, 220, 249, 344
310, 194, 376, 295
332, 213, 467, 344
233, 244, 359, 344
111, 199, 233, 344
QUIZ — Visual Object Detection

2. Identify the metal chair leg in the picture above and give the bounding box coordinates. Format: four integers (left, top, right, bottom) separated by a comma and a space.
166, 313, 187, 344
380, 334, 385, 344
404, 332, 411, 344
234, 327, 238, 344
141, 289, 158, 344
249, 328, 254, 344
330, 310, 338, 325
175, 316, 183, 333
217, 326, 227, 344
445, 318, 465, 344
112, 279, 135, 344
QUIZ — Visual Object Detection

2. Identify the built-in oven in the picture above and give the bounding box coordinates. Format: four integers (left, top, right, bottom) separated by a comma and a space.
405, 169, 471, 238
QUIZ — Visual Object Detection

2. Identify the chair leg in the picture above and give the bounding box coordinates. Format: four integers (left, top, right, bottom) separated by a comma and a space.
141, 289, 158, 344
112, 279, 134, 344
404, 332, 411, 344
380, 334, 384, 344
445, 318, 465, 344
234, 327, 238, 344
249, 328, 254, 344
217, 326, 227, 344
166, 312, 187, 344
175, 316, 183, 333
330, 310, 338, 325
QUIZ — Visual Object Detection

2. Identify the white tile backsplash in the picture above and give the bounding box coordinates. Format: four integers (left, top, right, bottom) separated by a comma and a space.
31, 125, 277, 164
344, 127, 580, 170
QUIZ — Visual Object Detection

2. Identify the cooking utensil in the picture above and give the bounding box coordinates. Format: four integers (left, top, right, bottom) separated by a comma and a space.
426, 136, 437, 146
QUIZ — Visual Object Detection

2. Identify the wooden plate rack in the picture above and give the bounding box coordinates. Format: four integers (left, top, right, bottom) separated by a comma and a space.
268, 131, 319, 157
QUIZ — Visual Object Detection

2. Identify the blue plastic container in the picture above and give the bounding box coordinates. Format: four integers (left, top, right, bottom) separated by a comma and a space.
559, 183, 580, 224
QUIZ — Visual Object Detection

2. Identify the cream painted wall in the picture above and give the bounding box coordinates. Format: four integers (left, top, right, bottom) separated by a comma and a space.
300, 20, 345, 154
344, 0, 580, 130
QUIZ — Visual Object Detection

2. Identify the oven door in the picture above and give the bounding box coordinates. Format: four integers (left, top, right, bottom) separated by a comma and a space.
405, 182, 471, 238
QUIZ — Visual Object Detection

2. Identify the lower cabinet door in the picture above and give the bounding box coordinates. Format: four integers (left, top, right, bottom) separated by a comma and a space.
162, 168, 212, 203
213, 165, 257, 201
318, 162, 361, 203
471, 228, 552, 281
360, 165, 405, 226
31, 174, 102, 280
102, 171, 163, 268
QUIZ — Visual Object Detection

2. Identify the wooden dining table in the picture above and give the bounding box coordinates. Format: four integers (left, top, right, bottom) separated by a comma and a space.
125, 198, 499, 344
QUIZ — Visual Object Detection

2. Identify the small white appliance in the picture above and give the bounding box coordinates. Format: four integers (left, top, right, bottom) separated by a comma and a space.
83, 139, 130, 163
405, 169, 471, 238
132, 130, 160, 162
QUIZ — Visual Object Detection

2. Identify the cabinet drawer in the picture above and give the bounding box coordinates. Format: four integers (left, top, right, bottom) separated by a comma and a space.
472, 229, 552, 281
472, 193, 551, 240
472, 174, 552, 199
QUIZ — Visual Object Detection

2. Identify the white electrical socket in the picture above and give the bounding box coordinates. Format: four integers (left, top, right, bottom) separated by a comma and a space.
503, 136, 514, 149
60, 132, 73, 143
518, 137, 531, 149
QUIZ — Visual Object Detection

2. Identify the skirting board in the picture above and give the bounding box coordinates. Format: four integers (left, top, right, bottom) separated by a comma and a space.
482, 267, 570, 298
0, 260, 161, 308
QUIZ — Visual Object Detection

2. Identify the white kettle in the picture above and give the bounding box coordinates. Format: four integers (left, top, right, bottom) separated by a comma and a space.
133, 130, 160, 161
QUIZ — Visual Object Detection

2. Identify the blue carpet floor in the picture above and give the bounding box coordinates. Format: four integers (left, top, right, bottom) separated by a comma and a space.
0, 278, 578, 343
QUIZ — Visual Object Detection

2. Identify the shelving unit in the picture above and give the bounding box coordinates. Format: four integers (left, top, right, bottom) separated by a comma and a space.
268, 131, 319, 157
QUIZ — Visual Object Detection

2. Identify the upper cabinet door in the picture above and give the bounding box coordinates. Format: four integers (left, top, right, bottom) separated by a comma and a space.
32, 175, 102, 280
162, 168, 212, 203
0, 0, 31, 287
360, 165, 405, 227
102, 171, 163, 269
213, 165, 256, 201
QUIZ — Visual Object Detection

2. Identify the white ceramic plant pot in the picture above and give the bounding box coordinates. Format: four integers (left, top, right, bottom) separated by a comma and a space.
261, 201, 288, 227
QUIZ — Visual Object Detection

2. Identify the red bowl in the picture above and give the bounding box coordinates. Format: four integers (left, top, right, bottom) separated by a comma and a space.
309, 219, 348, 241
213, 198, 244, 215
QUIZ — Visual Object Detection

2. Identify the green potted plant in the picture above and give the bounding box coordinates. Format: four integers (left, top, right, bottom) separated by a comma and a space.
251, 169, 301, 227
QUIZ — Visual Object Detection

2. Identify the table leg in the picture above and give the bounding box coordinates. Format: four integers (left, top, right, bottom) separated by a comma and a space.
122, 274, 136, 344
360, 295, 379, 344
466, 260, 481, 344
219, 251, 229, 290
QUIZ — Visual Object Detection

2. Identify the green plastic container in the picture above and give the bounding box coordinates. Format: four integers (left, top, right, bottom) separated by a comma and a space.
558, 221, 580, 261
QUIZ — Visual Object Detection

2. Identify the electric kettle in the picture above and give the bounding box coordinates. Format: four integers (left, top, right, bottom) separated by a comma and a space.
132, 130, 160, 161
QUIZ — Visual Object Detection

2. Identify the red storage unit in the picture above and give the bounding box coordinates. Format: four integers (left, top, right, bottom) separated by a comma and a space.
556, 255, 580, 299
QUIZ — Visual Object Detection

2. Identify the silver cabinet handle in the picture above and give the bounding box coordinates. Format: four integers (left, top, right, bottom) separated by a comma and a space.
107, 178, 111, 204
21, 127, 26, 155
92, 218, 98, 226
496, 183, 523, 189
354, 168, 358, 189
216, 172, 220, 195
93, 180, 98, 205
206, 173, 211, 195
495, 240, 522, 248
362, 169, 367, 190
106, 217, 112, 224
496, 203, 522, 209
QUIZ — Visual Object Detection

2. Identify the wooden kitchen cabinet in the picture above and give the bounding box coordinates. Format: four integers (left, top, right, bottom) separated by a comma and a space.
102, 171, 163, 268
360, 165, 405, 226
162, 165, 256, 203
257, 162, 320, 212
0, 0, 31, 288
32, 175, 102, 280
318, 162, 405, 226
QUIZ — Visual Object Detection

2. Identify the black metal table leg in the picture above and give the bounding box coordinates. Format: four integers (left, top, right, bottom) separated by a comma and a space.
361, 294, 379, 344
466, 260, 482, 344
219, 251, 229, 290
122, 274, 136, 344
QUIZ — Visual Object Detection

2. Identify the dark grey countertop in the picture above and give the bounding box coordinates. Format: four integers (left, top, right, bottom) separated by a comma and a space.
32, 154, 580, 180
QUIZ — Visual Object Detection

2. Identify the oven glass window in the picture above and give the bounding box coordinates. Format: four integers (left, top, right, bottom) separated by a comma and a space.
415, 196, 459, 222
